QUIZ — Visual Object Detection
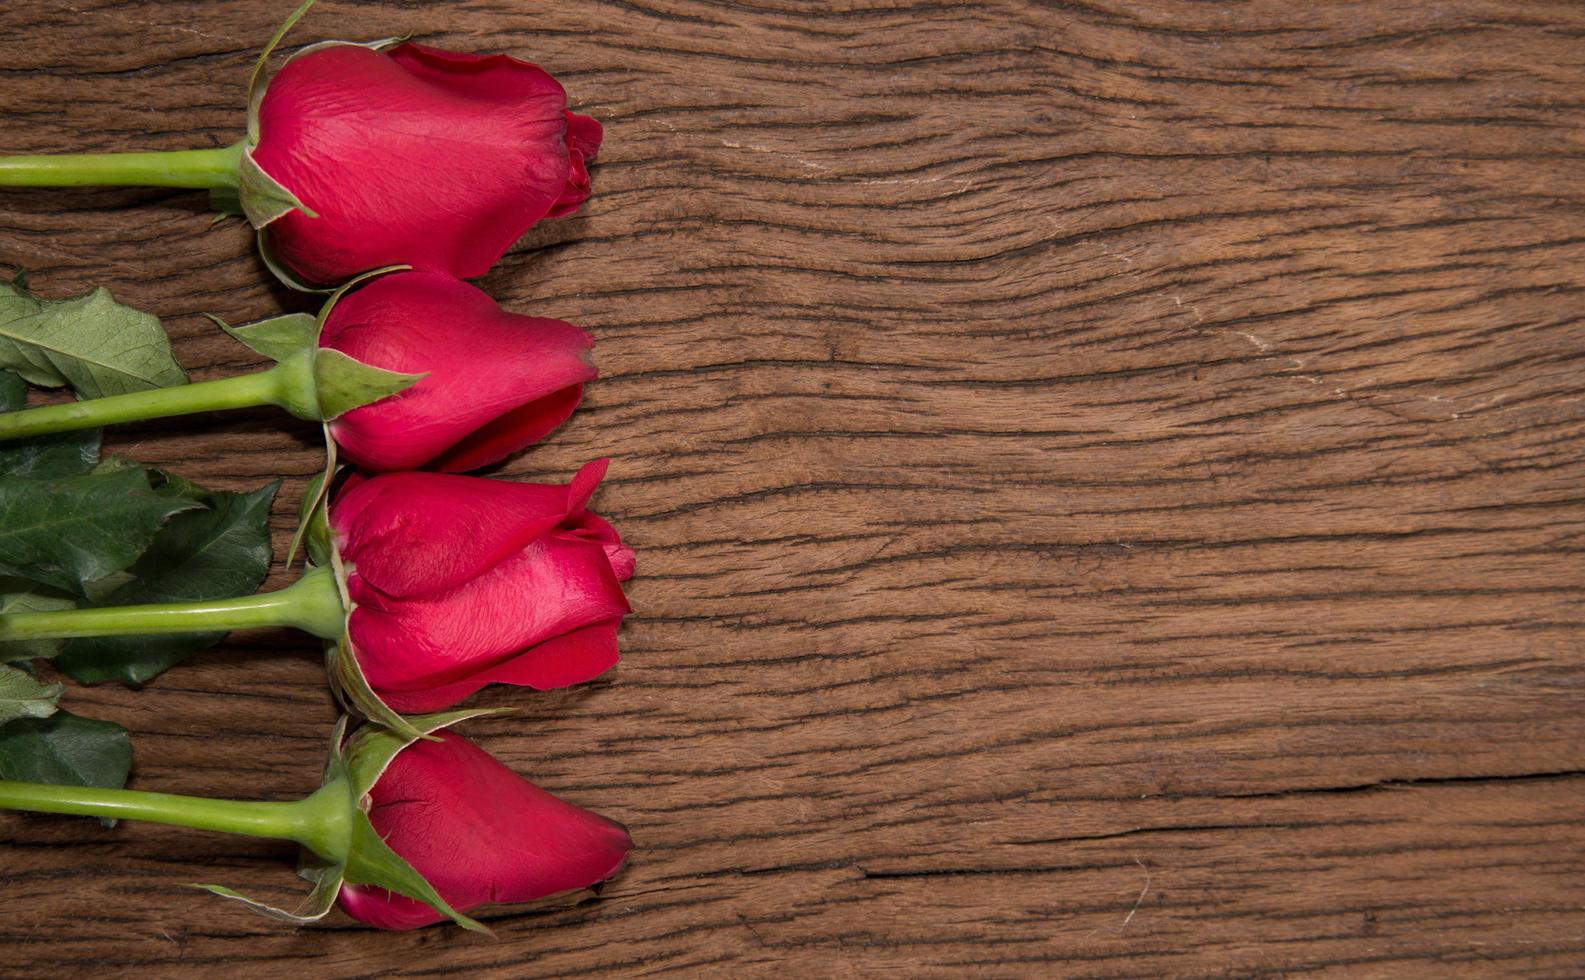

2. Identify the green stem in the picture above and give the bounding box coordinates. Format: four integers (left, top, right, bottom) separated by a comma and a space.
0, 565, 345, 642
0, 777, 353, 862
0, 363, 305, 442
0, 142, 245, 189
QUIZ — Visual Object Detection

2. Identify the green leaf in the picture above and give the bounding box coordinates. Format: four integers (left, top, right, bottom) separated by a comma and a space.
1, 369, 26, 406
0, 429, 99, 480
0, 466, 199, 595
0, 582, 77, 660
0, 663, 62, 725
0, 371, 100, 478
0, 710, 132, 788
146, 466, 210, 503
0, 280, 186, 398
89, 454, 139, 476
55, 479, 280, 685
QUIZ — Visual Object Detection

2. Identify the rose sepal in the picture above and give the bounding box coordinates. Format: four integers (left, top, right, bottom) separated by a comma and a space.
327, 636, 420, 740
212, 266, 424, 422
289, 454, 336, 568
304, 463, 424, 739
238, 145, 317, 228
189, 717, 354, 924
194, 712, 498, 932
342, 811, 489, 934
342, 710, 503, 933
295, 458, 417, 736
245, 0, 406, 145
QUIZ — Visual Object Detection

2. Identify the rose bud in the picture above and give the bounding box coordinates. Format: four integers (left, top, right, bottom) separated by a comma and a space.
321, 270, 595, 472
331, 459, 636, 713
253, 42, 603, 285
338, 731, 632, 930
0, 270, 595, 474
0, 715, 631, 931
0, 10, 601, 288
0, 463, 631, 717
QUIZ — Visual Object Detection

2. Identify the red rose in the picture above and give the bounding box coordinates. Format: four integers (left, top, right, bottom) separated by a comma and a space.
254, 42, 602, 285
331, 460, 635, 712
322, 270, 595, 472
337, 731, 632, 930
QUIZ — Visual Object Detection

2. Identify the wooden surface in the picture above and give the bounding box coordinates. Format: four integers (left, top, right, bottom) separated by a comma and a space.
1, 0, 1583, 975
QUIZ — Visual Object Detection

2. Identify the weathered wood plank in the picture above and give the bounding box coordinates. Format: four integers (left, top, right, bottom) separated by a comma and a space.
0, 0, 1582, 974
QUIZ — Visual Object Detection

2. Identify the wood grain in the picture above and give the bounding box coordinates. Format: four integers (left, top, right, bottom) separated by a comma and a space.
1, 0, 1583, 975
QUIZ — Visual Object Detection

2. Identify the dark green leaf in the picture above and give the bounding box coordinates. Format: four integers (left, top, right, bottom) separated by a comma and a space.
0, 710, 132, 788
0, 466, 199, 595
0, 370, 99, 479
146, 466, 209, 502
0, 581, 77, 660
89, 455, 138, 475
0, 280, 187, 397
0, 662, 62, 724
56, 479, 280, 685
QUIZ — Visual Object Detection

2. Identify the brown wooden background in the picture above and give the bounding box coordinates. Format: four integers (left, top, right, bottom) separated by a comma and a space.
1, 0, 1583, 975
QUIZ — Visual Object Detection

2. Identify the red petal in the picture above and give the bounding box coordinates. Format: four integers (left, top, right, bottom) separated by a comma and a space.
331, 468, 595, 597
376, 620, 622, 714
323, 271, 595, 472
568, 458, 610, 512
546, 110, 604, 219
349, 536, 631, 696
423, 384, 585, 474
565, 110, 604, 160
